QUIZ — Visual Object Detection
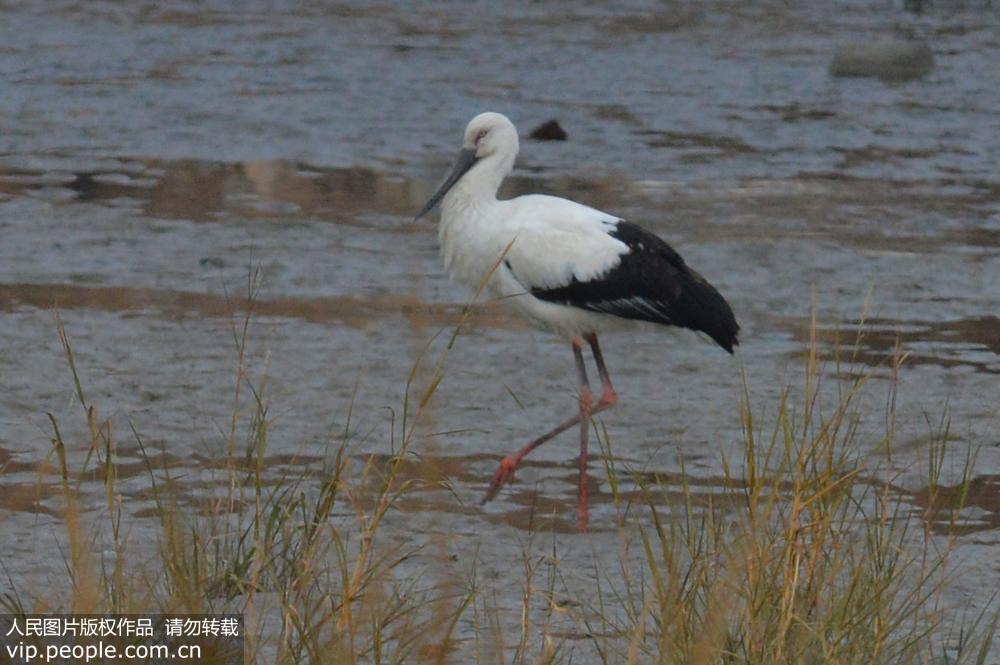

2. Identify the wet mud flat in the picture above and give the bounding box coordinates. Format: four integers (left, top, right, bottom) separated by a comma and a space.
2, 0, 999, 661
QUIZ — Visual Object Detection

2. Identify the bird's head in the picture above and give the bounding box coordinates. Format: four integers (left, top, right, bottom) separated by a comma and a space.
462, 112, 519, 161
415, 112, 519, 221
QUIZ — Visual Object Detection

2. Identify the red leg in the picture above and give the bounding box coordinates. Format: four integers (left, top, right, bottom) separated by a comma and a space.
585, 333, 618, 409
575, 340, 593, 533
482, 337, 590, 505
483, 334, 620, 535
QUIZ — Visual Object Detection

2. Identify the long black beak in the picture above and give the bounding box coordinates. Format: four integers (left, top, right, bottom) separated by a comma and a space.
414, 148, 478, 221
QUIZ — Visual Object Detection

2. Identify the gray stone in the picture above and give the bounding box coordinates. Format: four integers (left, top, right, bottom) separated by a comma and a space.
830, 39, 934, 81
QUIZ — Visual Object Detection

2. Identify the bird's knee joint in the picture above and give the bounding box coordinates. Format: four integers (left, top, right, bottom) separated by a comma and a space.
600, 389, 619, 408
578, 389, 594, 414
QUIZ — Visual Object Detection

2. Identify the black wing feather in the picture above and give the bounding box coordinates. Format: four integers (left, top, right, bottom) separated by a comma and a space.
531, 221, 740, 353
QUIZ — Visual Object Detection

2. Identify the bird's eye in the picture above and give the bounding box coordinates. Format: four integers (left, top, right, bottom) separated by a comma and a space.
475, 129, 488, 144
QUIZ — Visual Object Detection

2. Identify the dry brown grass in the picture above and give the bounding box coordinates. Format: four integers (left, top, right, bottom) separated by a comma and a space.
1, 285, 995, 664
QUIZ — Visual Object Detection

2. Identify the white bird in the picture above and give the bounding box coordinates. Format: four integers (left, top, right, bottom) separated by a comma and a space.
416, 112, 739, 531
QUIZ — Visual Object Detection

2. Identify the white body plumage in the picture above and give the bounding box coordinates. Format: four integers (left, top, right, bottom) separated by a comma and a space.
439, 189, 632, 338
416, 111, 738, 353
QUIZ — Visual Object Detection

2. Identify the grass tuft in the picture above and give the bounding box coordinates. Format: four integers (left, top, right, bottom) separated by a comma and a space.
0, 284, 993, 664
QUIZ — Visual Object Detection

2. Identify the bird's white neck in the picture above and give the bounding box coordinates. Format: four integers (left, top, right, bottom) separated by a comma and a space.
442, 151, 514, 219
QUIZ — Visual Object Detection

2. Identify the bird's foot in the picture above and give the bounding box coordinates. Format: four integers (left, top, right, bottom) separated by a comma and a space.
481, 456, 519, 505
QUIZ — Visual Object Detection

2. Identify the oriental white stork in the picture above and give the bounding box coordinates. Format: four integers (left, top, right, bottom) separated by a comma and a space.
416, 112, 739, 531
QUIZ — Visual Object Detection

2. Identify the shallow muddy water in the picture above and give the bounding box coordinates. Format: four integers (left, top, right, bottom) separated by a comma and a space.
1, 1, 998, 661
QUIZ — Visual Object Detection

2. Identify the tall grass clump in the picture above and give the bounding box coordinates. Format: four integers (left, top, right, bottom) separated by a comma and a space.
8, 269, 474, 665
591, 319, 996, 665
1, 267, 994, 664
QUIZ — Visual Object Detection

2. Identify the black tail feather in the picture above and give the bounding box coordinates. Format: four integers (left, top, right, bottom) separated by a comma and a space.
531, 220, 740, 353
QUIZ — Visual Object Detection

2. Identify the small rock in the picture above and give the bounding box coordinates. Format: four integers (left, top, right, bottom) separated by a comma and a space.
199, 257, 225, 269
830, 38, 934, 81
529, 120, 567, 141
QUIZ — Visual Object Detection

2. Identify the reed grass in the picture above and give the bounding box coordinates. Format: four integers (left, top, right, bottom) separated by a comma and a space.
590, 348, 994, 665
0, 287, 994, 664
